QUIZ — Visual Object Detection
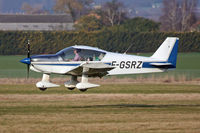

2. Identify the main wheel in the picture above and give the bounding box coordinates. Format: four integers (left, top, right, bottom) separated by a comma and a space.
67, 87, 75, 90
79, 89, 87, 92
39, 88, 47, 91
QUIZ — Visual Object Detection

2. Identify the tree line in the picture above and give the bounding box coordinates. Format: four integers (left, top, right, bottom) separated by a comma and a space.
1, 0, 198, 55
0, 30, 199, 55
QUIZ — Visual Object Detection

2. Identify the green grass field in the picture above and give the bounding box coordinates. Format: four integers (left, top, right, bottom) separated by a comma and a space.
0, 84, 200, 133
0, 84, 200, 94
0, 53, 199, 79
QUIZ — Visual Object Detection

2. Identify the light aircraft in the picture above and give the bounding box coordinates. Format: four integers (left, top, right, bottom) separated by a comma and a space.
20, 37, 179, 92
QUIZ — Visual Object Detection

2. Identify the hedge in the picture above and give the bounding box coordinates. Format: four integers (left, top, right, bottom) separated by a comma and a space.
0, 30, 199, 55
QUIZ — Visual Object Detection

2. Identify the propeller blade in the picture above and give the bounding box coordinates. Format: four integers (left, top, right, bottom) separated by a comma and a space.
27, 40, 30, 79
27, 40, 30, 58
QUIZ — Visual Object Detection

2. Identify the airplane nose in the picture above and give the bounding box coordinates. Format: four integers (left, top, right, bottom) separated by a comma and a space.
20, 58, 31, 65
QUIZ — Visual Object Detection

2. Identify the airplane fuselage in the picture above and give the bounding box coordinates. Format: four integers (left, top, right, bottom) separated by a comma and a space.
29, 52, 170, 76
20, 37, 179, 91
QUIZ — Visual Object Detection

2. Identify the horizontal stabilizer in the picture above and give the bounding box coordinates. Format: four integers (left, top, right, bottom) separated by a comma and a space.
150, 62, 172, 66
150, 62, 174, 69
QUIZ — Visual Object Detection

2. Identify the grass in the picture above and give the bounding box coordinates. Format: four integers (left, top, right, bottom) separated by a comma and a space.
0, 84, 200, 133
0, 84, 200, 94
0, 53, 200, 79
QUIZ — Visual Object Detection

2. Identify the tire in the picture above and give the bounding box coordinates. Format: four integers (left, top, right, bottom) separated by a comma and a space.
39, 88, 47, 91
68, 87, 75, 90
79, 89, 87, 92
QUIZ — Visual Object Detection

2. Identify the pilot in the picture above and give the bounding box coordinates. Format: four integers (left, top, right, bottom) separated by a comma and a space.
73, 49, 81, 61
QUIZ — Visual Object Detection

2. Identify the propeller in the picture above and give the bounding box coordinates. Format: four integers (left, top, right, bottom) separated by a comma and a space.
27, 40, 30, 79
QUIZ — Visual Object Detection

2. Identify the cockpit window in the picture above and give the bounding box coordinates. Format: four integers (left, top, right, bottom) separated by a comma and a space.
56, 47, 106, 61
31, 54, 59, 62
79, 49, 105, 61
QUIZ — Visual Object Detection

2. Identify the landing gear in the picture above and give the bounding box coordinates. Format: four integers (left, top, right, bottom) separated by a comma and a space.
39, 88, 47, 91
76, 67, 99, 90
36, 74, 60, 90
79, 89, 87, 92
64, 75, 79, 89
67, 87, 75, 90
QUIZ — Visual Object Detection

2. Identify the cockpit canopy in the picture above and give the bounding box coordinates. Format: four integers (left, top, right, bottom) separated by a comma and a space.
56, 47, 106, 61
31, 46, 106, 62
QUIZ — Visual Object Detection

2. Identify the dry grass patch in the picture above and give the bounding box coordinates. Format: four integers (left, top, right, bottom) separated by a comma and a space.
1, 113, 200, 133
1, 94, 200, 102
0, 76, 200, 85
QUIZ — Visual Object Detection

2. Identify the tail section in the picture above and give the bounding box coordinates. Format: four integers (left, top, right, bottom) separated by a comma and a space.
151, 37, 179, 68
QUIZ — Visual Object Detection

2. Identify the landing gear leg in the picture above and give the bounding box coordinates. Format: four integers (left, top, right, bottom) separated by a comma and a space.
37, 74, 50, 91
64, 75, 79, 90
79, 70, 89, 92
76, 67, 99, 91
36, 73, 60, 91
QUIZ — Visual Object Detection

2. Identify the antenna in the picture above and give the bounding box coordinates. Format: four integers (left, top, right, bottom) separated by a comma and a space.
124, 43, 134, 54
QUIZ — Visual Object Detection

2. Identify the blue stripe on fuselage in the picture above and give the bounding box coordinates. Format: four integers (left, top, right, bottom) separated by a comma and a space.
36, 64, 80, 66
34, 62, 112, 66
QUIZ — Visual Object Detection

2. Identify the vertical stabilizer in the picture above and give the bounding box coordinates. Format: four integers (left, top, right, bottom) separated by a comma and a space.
151, 37, 179, 67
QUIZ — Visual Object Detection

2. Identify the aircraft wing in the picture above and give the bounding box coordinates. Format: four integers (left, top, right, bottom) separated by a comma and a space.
67, 62, 115, 77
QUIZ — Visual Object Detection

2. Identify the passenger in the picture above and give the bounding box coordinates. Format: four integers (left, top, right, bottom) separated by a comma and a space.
73, 49, 81, 61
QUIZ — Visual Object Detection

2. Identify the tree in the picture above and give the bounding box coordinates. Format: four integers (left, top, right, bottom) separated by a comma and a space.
160, 0, 181, 31
99, 0, 128, 26
21, 2, 49, 14
119, 17, 160, 32
180, 0, 197, 31
74, 15, 102, 31
53, 0, 93, 21
21, 3, 33, 14
160, 0, 197, 32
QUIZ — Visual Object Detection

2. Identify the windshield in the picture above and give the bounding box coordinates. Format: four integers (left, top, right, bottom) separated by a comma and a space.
31, 54, 60, 62
56, 47, 106, 61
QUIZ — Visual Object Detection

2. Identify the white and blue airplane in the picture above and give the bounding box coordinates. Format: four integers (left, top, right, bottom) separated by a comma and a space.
20, 37, 179, 92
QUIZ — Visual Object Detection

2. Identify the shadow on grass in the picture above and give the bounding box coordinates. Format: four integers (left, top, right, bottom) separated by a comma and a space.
71, 104, 200, 109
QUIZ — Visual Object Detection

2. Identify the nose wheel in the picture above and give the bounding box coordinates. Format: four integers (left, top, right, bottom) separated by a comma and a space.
64, 75, 79, 90
36, 74, 60, 91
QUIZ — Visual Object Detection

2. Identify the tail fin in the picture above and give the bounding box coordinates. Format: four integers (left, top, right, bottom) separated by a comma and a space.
151, 37, 179, 68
